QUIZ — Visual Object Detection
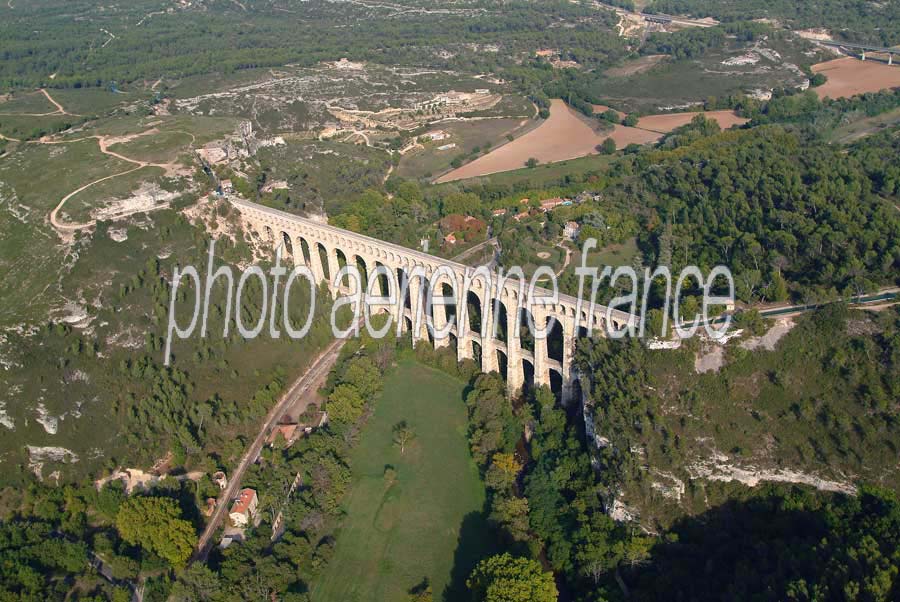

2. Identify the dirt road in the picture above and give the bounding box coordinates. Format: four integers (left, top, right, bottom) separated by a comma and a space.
192, 331, 352, 562
0, 89, 78, 117
45, 129, 195, 232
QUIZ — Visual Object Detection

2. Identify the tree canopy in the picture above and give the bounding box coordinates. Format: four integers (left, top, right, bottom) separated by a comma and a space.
115, 496, 196, 568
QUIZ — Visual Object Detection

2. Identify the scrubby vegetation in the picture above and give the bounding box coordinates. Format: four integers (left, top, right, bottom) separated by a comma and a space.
648, 0, 900, 46
576, 305, 900, 529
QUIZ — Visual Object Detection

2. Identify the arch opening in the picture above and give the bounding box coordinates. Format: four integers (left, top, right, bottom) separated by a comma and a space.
298, 237, 313, 268
280, 232, 294, 260
375, 262, 390, 298
317, 244, 331, 281
518, 308, 536, 354
441, 282, 457, 325
448, 332, 458, 354
522, 359, 534, 394
355, 256, 369, 292
549, 369, 563, 403
546, 317, 564, 363
492, 300, 508, 344
496, 349, 508, 380
466, 291, 482, 334
335, 249, 350, 289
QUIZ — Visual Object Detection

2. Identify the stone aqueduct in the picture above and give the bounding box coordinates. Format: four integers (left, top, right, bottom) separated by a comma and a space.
231, 198, 635, 402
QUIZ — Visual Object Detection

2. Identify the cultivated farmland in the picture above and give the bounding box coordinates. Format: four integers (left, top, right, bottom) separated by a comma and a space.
636, 110, 749, 133
811, 57, 900, 99
436, 99, 658, 182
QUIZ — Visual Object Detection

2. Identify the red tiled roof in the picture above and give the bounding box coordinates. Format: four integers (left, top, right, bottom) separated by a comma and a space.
230, 488, 256, 515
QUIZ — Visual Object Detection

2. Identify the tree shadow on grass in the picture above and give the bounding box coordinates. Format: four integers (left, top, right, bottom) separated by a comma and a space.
442, 508, 499, 602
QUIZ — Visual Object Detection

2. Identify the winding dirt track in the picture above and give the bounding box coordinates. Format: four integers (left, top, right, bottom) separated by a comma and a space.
0, 89, 79, 117
3, 91, 195, 233
38, 127, 196, 232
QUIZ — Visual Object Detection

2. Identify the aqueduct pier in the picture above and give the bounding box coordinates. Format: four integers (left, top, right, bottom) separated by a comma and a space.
230, 197, 635, 402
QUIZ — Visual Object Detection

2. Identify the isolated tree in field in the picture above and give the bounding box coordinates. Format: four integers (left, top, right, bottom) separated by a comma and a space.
525, 157, 539, 168
115, 496, 196, 568
393, 420, 416, 454
622, 113, 639, 127
597, 137, 616, 155
467, 553, 558, 602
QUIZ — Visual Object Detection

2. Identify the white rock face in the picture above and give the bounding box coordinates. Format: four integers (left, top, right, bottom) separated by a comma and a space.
35, 403, 60, 434
0, 401, 13, 430
687, 455, 856, 495
26, 446, 79, 480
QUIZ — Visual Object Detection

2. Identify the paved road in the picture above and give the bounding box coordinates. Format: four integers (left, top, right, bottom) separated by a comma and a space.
192, 332, 352, 561
596, 1, 715, 29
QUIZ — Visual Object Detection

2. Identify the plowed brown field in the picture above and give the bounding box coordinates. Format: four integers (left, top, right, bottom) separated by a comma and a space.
636, 110, 749, 133
436, 99, 659, 182
812, 57, 900, 99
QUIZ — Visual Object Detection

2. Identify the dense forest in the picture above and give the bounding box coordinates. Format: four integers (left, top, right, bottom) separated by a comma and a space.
0, 0, 623, 90
648, 0, 900, 46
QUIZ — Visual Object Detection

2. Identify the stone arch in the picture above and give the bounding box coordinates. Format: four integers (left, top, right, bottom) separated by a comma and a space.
373, 261, 391, 298
546, 316, 564, 363
297, 236, 313, 268
396, 267, 411, 310
549, 368, 563, 402
403, 316, 413, 342
517, 307, 536, 354
354, 255, 369, 292
335, 248, 350, 288
491, 298, 509, 343
316, 243, 331, 281
471, 339, 482, 367
465, 290, 483, 334
280, 231, 294, 260
522, 359, 534, 394
440, 281, 457, 325
496, 349, 508, 380
264, 225, 274, 241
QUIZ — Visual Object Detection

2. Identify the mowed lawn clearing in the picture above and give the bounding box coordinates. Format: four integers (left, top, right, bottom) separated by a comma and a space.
311, 361, 493, 602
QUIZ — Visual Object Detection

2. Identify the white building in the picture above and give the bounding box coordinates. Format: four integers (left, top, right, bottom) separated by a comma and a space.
229, 488, 258, 527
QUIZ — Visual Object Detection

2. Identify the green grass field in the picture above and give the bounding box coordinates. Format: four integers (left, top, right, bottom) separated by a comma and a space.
312, 361, 493, 602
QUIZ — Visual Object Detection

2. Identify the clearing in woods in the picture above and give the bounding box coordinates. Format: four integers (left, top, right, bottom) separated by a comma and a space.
812, 57, 900, 99
311, 361, 493, 602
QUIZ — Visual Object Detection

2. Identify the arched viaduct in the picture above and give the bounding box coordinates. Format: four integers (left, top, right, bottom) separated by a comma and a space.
230, 197, 635, 403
